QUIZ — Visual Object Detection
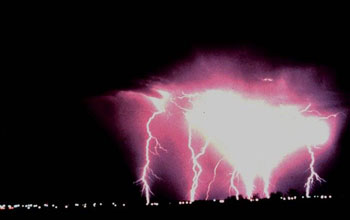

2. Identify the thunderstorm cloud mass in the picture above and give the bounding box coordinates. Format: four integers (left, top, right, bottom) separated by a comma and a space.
91, 53, 346, 205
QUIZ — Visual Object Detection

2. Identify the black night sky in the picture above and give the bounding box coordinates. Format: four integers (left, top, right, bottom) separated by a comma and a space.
2, 13, 349, 209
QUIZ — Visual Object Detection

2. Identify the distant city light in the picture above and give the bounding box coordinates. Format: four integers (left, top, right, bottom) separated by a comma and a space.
0, 194, 337, 212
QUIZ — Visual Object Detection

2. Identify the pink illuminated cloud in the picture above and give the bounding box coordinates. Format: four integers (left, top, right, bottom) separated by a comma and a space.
90, 52, 346, 204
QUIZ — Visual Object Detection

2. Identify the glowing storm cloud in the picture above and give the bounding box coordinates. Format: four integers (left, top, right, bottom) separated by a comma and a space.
134, 87, 342, 204
184, 90, 330, 198
92, 55, 346, 205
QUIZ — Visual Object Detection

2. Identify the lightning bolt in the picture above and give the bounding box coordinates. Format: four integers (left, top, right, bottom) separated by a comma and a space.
137, 91, 170, 205
301, 103, 345, 198
136, 95, 344, 204
205, 158, 224, 200
172, 93, 212, 202
305, 145, 325, 198
138, 110, 163, 205
300, 103, 346, 119
229, 170, 240, 200
187, 125, 210, 202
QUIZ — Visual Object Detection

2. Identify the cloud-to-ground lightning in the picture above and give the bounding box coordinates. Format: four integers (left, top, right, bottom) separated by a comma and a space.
101, 53, 346, 205
300, 104, 345, 198
133, 89, 344, 204
206, 158, 224, 200
171, 93, 212, 202
138, 110, 162, 205
187, 131, 210, 202
137, 91, 170, 205
305, 145, 325, 198
229, 170, 240, 200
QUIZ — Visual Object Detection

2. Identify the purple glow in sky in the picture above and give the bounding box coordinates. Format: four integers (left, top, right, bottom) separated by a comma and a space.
91, 53, 346, 205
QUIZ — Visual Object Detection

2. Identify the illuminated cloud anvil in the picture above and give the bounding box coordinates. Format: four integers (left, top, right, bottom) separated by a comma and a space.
135, 87, 342, 205
105, 56, 345, 205
183, 90, 329, 200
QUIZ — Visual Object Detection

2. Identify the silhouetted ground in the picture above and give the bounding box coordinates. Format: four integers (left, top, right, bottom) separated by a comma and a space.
0, 196, 346, 218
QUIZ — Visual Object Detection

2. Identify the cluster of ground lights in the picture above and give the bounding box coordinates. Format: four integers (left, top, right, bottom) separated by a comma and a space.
0, 195, 336, 211
92, 54, 346, 205
0, 195, 333, 211
0, 202, 126, 211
